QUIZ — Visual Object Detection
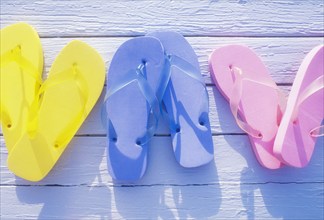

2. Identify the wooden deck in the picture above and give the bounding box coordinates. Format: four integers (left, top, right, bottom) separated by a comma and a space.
1, 1, 323, 219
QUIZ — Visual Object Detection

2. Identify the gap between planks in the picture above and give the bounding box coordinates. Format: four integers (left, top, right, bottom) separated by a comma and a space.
1, 181, 323, 187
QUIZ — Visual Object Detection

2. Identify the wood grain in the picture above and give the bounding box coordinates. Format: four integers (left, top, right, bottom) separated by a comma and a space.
1, 0, 323, 219
1, 182, 323, 220
1, 136, 323, 219
1, 0, 323, 37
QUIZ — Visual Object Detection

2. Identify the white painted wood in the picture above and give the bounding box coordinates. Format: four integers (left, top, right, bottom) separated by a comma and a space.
1, 136, 323, 186
1, 0, 323, 37
1, 135, 323, 219
1, 182, 323, 220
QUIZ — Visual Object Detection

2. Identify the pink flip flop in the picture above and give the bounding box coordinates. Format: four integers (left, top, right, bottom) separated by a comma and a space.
209, 45, 286, 169
274, 45, 324, 167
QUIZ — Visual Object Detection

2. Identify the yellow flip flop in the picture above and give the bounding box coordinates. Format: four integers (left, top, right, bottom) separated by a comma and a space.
0, 23, 43, 152
7, 40, 105, 181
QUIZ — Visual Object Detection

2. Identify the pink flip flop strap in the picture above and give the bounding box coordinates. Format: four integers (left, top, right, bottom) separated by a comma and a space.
310, 125, 324, 137
229, 66, 286, 138
291, 75, 324, 137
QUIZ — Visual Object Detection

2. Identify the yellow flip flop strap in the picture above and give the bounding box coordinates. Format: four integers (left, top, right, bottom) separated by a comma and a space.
0, 46, 42, 126
0, 45, 42, 84
27, 64, 89, 148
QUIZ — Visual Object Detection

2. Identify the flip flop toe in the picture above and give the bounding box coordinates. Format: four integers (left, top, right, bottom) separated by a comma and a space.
7, 40, 105, 181
209, 45, 285, 169
274, 45, 324, 167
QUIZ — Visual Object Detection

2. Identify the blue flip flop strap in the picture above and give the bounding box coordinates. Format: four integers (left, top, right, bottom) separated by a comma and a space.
168, 54, 205, 84
102, 64, 160, 145
161, 54, 209, 132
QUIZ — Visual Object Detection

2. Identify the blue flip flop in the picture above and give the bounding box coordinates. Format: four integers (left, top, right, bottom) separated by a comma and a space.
148, 31, 214, 168
104, 37, 165, 181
